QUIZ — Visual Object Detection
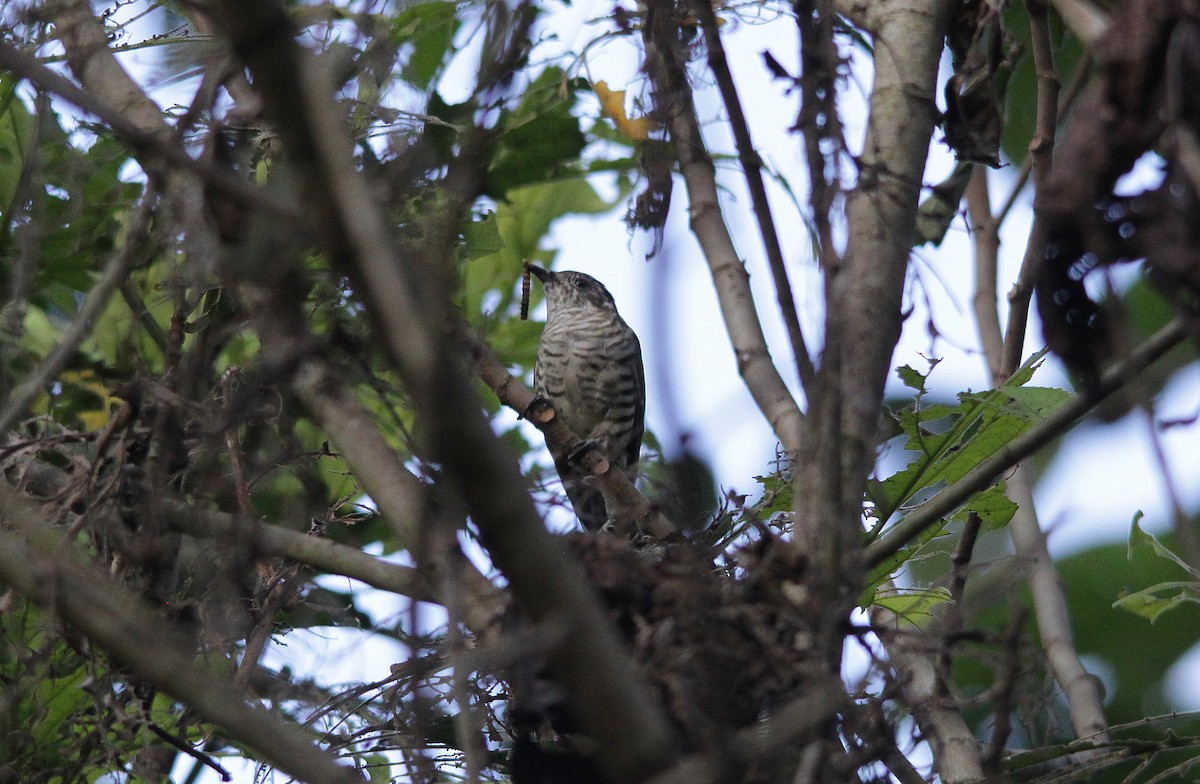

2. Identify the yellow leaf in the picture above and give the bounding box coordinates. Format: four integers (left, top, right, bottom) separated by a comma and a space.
593, 80, 657, 141
58, 369, 120, 432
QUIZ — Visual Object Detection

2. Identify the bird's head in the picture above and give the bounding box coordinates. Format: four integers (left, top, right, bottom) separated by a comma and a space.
528, 265, 619, 316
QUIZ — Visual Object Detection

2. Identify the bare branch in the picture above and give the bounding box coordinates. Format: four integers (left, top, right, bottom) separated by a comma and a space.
965, 1, 1110, 744
7, 452, 507, 635
0, 193, 155, 434
1000, 0, 1062, 378
690, 0, 817, 395
1006, 467, 1109, 741
965, 167, 1004, 382
0, 40, 296, 223
206, 2, 682, 776
466, 328, 677, 538
0, 486, 365, 784
641, 0, 804, 452
793, 0, 956, 667
873, 602, 986, 784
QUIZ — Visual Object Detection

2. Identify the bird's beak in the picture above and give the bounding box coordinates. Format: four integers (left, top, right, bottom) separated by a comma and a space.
527, 264, 551, 283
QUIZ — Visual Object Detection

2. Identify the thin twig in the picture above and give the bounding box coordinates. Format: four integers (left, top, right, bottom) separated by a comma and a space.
873, 597, 986, 784
1142, 402, 1200, 568
865, 316, 1190, 569
443, 526, 488, 784
0, 488, 366, 784
981, 605, 1027, 771
966, 166, 1004, 382
1008, 465, 1109, 740
691, 0, 817, 395
937, 510, 982, 687
641, 0, 804, 452
994, 52, 1093, 227
1000, 0, 1062, 378
984, 0, 1111, 744
0, 194, 157, 435
0, 41, 299, 224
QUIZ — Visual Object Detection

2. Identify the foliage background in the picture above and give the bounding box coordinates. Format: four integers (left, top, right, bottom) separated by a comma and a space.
2, 0, 1200, 783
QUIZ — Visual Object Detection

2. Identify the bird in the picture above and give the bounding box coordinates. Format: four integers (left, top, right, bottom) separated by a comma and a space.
528, 265, 645, 530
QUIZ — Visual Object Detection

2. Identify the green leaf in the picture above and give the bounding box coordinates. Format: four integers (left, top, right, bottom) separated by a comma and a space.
483, 69, 587, 197
0, 75, 33, 215
895, 364, 928, 394
1114, 582, 1200, 624
873, 586, 952, 628
999, 7, 1084, 165
462, 177, 620, 333
950, 482, 1017, 531
1058, 539, 1200, 724
871, 353, 1067, 523
1128, 511, 1200, 581
394, 1, 460, 90
462, 212, 504, 260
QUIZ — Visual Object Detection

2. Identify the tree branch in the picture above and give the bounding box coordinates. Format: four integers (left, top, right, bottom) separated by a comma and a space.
1000, 0, 1062, 378
0, 486, 365, 784
865, 317, 1189, 569
465, 327, 676, 538
873, 602, 985, 784
793, 0, 955, 670
206, 2, 681, 777
971, 0, 1110, 743
965, 167, 1004, 383
0, 39, 296, 223
1007, 466, 1109, 740
0, 193, 155, 434
641, 0, 804, 453
691, 0, 817, 395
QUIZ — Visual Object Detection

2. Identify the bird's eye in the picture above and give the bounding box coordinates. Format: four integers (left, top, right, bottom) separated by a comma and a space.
573, 279, 587, 289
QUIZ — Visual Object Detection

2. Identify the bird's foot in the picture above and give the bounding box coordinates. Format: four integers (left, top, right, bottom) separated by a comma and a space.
522, 395, 556, 425
567, 440, 610, 473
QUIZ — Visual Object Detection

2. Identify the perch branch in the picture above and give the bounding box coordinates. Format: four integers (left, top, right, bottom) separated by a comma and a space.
207, 2, 681, 777
465, 328, 676, 538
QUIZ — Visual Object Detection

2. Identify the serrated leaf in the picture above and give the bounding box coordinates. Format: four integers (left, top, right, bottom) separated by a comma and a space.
1128, 511, 1200, 581
873, 586, 952, 628
872, 364, 1067, 522
896, 364, 927, 393
950, 482, 1018, 530
1113, 582, 1200, 624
